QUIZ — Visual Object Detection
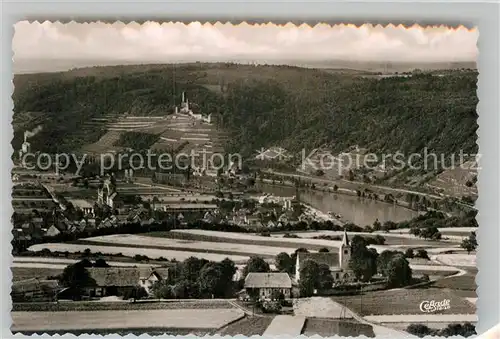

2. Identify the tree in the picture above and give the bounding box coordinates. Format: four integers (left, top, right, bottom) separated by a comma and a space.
461, 231, 477, 254
94, 258, 110, 267
349, 244, 378, 282
59, 261, 96, 294
386, 256, 412, 287
415, 249, 429, 260
275, 252, 294, 274
409, 227, 421, 237
182, 257, 209, 282
419, 226, 440, 240
407, 324, 432, 337
198, 263, 224, 297
317, 263, 334, 290
123, 286, 148, 301
404, 248, 414, 259
377, 250, 404, 275
299, 260, 319, 297
219, 258, 237, 281
290, 248, 309, 267
242, 256, 270, 279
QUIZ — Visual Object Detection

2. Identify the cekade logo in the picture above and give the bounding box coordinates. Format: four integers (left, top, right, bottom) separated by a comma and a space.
420, 299, 451, 313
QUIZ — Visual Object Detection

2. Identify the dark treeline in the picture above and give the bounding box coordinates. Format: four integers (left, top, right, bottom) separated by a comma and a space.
13, 65, 478, 172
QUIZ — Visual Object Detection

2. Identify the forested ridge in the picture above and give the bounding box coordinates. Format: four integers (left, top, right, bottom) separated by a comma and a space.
13, 63, 478, 159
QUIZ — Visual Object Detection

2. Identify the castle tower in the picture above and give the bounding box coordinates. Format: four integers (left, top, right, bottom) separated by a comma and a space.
339, 229, 351, 269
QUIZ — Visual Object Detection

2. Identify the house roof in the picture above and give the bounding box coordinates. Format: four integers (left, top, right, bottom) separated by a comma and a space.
87, 267, 140, 287
138, 267, 170, 280
297, 252, 339, 269
68, 199, 94, 209
244, 272, 292, 289
12, 278, 59, 293
341, 230, 350, 246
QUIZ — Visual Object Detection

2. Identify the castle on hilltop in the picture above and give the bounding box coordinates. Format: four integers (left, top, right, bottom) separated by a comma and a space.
175, 91, 212, 124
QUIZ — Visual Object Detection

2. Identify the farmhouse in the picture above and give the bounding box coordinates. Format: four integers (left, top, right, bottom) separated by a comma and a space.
244, 272, 292, 300
11, 278, 59, 302
295, 230, 352, 283
85, 267, 140, 297
84, 267, 171, 297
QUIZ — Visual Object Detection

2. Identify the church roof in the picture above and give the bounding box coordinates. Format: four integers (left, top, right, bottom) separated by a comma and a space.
297, 252, 339, 269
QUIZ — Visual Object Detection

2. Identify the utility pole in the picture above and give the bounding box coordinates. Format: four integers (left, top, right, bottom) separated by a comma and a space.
360, 285, 363, 315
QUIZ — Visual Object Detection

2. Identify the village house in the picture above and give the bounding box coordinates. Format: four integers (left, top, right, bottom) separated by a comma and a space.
84, 267, 170, 298
68, 199, 95, 216
295, 230, 352, 283
85, 267, 140, 297
11, 278, 59, 302
244, 272, 292, 300
138, 267, 170, 293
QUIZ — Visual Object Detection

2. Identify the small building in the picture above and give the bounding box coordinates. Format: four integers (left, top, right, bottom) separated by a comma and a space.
244, 272, 292, 300
69, 199, 95, 216
138, 267, 170, 293
11, 278, 59, 302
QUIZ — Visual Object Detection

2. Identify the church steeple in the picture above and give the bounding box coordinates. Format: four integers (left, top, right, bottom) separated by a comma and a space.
341, 229, 349, 246
339, 228, 351, 270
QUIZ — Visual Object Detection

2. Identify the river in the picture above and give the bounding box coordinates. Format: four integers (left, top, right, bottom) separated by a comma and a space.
257, 183, 419, 226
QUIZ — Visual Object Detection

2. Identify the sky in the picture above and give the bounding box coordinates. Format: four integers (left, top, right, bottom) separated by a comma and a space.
13, 21, 478, 73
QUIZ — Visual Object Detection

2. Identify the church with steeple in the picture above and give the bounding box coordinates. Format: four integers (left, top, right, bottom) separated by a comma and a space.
295, 230, 352, 283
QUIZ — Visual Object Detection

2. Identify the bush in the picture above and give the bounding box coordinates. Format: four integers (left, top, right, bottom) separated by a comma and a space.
261, 300, 282, 314
415, 249, 429, 260
407, 324, 433, 337
123, 286, 148, 301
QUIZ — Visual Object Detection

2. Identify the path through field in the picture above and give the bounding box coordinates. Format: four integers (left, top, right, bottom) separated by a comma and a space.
293, 297, 414, 338
263, 315, 306, 336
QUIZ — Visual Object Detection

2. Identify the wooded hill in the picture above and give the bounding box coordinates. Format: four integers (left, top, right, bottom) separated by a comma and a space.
13, 63, 478, 161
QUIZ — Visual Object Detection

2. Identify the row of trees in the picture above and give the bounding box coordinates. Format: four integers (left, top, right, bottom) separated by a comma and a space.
407, 323, 476, 337
348, 236, 413, 287
152, 257, 237, 299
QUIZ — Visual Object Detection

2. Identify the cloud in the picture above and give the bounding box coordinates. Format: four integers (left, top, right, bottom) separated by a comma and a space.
13, 21, 478, 72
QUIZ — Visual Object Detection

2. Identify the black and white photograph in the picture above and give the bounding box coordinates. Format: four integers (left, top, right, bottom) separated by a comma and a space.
11, 21, 479, 337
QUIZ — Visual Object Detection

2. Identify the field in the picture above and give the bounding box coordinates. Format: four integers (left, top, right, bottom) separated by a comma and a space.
167, 229, 459, 254
389, 227, 477, 237
331, 287, 476, 316
11, 267, 62, 281
28, 243, 249, 263
147, 230, 339, 251
435, 253, 476, 267
302, 318, 375, 337
80, 234, 295, 257
432, 274, 476, 291
13, 256, 159, 267
272, 230, 457, 246
217, 316, 273, 336
12, 308, 245, 332
364, 314, 478, 323
13, 300, 235, 312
